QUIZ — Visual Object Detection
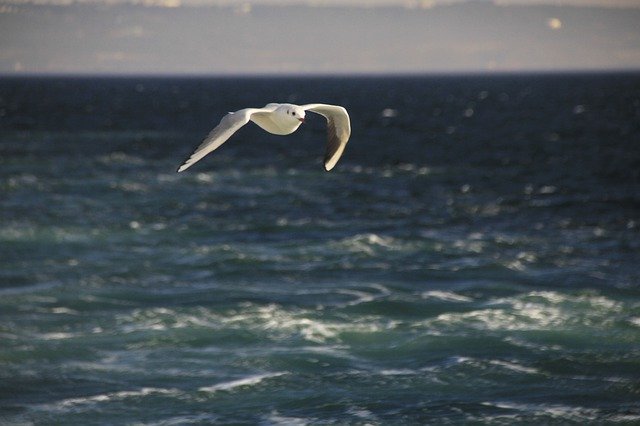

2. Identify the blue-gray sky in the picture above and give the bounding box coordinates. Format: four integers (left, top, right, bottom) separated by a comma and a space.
1, 0, 640, 74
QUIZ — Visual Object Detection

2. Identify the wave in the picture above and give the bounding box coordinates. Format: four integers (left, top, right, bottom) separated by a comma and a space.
141, 414, 220, 425
227, 303, 387, 344
430, 356, 541, 376
0, 223, 95, 244
345, 163, 434, 178
36, 387, 182, 413
97, 151, 146, 166
3, 173, 43, 190
421, 290, 473, 303
198, 372, 286, 394
478, 401, 602, 423
332, 233, 418, 256
423, 290, 628, 336
114, 303, 383, 345
335, 283, 391, 307
264, 411, 314, 426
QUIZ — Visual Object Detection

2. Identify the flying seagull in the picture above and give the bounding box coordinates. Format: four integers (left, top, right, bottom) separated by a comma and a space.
177, 103, 351, 173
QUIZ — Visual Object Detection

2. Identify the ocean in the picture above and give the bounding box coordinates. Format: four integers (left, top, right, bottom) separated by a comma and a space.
1, 74, 639, 424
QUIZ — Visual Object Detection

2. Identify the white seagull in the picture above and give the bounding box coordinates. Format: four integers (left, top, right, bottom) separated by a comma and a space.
177, 103, 351, 173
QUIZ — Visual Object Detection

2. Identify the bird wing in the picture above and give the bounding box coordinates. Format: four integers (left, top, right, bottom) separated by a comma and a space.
177, 108, 271, 172
302, 104, 351, 171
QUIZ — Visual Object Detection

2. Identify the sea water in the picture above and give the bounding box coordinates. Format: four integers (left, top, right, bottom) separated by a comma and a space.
1, 74, 639, 424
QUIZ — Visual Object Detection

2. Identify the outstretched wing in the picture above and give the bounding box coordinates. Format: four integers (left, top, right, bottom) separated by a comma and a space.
177, 108, 268, 172
302, 104, 351, 171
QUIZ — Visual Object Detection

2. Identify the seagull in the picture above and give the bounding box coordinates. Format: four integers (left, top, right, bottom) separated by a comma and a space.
177, 103, 351, 173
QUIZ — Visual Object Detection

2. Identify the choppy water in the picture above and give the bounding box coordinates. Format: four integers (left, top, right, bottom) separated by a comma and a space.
1, 74, 640, 424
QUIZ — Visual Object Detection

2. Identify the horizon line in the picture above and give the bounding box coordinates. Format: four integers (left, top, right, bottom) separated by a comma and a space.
2, 68, 640, 79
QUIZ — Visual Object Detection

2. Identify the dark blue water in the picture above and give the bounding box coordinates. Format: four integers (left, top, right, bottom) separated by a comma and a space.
1, 74, 640, 424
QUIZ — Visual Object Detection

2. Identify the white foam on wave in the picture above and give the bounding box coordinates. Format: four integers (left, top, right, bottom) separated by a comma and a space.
336, 283, 391, 307
336, 289, 377, 306
110, 180, 149, 193
452, 238, 485, 254
296, 318, 340, 343
298, 344, 359, 363
347, 405, 379, 422
37, 387, 182, 413
222, 303, 388, 344
50, 306, 79, 315
378, 368, 418, 376
608, 413, 640, 422
198, 372, 286, 394
40, 331, 78, 340
479, 401, 600, 422
421, 290, 473, 303
427, 291, 624, 333
0, 223, 94, 244
142, 413, 220, 425
65, 352, 150, 375
488, 359, 540, 375
628, 317, 640, 327
347, 163, 432, 176
503, 336, 563, 352
97, 151, 146, 166
118, 306, 217, 334
195, 172, 215, 183
6, 173, 40, 189
497, 291, 621, 311
116, 298, 390, 347
440, 356, 540, 375
333, 233, 413, 256
430, 308, 541, 332
265, 411, 314, 426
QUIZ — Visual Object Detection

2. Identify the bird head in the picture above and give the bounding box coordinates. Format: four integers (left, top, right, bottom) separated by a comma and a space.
280, 105, 306, 123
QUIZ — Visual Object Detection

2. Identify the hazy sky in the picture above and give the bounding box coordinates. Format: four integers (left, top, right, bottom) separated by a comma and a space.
1, 0, 640, 75
4, 0, 640, 5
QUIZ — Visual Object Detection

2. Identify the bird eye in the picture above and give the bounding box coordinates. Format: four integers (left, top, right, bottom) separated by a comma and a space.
292, 112, 296, 116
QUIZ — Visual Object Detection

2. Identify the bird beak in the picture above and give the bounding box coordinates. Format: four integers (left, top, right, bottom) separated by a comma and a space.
299, 117, 305, 123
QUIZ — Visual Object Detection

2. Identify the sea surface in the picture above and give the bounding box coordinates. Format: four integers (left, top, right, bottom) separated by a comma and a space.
1, 74, 640, 424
